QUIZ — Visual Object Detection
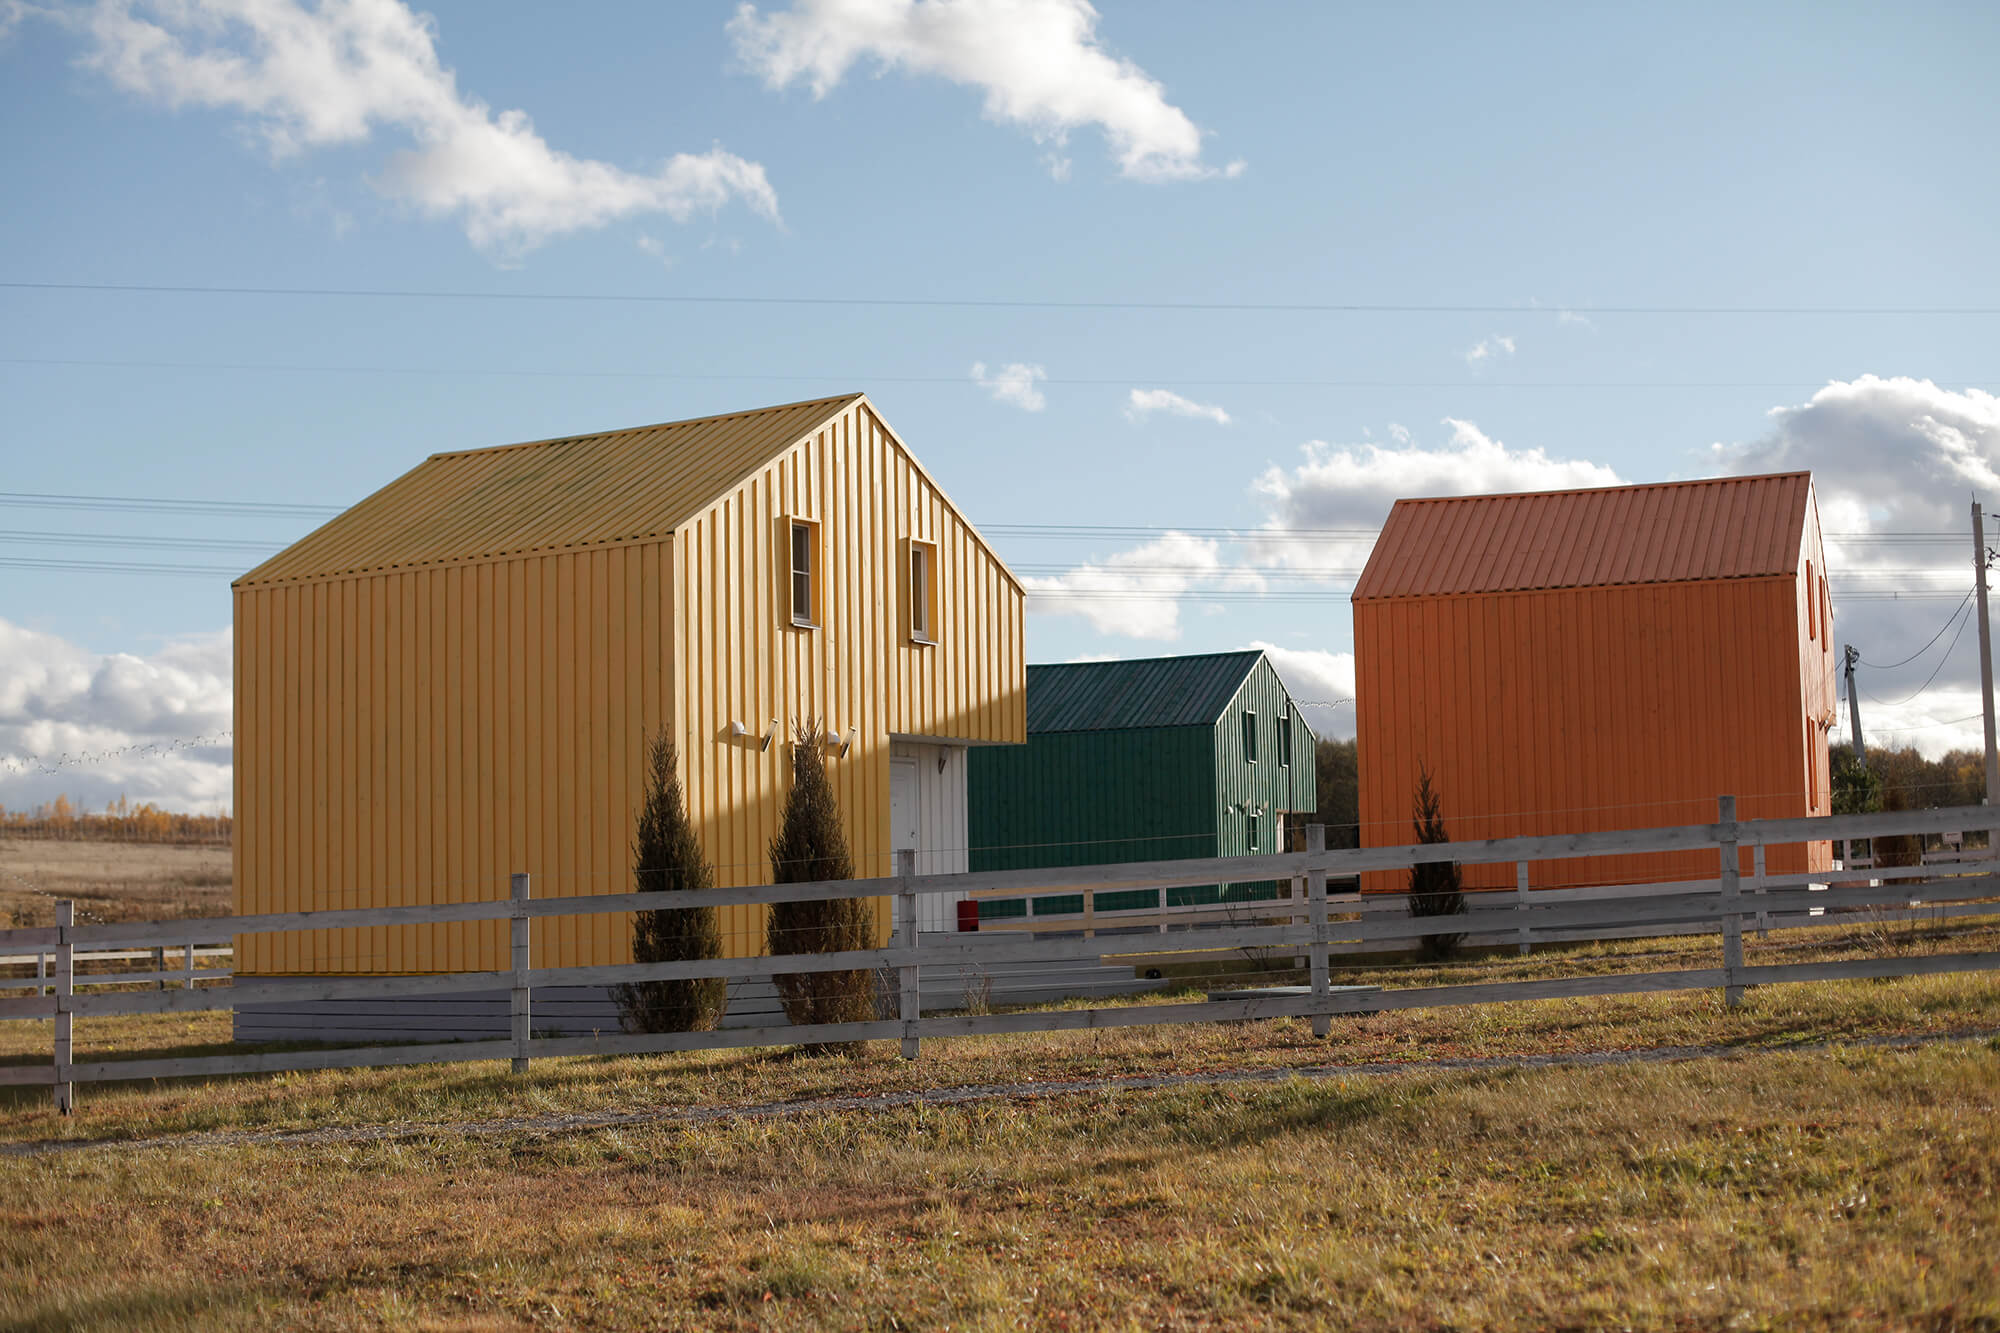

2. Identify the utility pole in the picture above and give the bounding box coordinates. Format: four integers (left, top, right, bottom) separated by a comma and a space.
1842, 643, 1866, 761
1975, 501, 1999, 804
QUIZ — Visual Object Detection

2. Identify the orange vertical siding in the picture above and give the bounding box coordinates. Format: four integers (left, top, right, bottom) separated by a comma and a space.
1356, 572, 1833, 893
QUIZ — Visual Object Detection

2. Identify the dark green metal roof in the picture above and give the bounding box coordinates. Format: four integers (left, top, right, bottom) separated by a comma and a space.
1025, 651, 1266, 734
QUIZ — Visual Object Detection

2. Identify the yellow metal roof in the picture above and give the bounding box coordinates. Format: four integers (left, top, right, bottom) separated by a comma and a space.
238, 393, 867, 586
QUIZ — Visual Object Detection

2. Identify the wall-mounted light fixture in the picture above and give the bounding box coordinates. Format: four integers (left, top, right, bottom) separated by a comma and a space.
762, 718, 778, 752
840, 726, 857, 758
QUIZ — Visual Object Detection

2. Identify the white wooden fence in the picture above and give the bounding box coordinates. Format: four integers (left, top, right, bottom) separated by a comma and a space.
3, 800, 1998, 1114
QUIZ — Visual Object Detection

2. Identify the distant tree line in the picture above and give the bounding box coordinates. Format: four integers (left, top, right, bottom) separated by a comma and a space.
1831, 741, 1986, 814
0, 795, 231, 845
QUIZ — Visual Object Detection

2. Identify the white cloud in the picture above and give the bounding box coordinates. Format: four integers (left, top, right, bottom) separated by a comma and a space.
971, 360, 1047, 412
1250, 641, 1356, 740
729, 0, 1242, 182
1465, 334, 1516, 366
0, 620, 232, 814
60, 0, 778, 257
1715, 375, 2000, 758
1025, 418, 1623, 645
1125, 387, 1229, 426
1024, 531, 1245, 640
1252, 417, 1622, 544
1557, 309, 1596, 332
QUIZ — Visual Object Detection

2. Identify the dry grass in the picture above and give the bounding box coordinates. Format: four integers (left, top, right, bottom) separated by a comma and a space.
1, 1038, 1995, 1329
4, 957, 2000, 1150
0, 837, 230, 929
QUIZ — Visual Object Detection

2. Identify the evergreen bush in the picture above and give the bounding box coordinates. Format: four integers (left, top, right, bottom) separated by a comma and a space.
1408, 763, 1467, 960
767, 725, 878, 1051
613, 732, 727, 1034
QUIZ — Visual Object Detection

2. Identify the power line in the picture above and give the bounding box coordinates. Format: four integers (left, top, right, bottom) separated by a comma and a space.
6, 355, 1964, 393
0, 528, 281, 554
13, 279, 2000, 315
0, 556, 244, 577
1863, 598, 1977, 707
1858, 589, 1977, 670
0, 491, 340, 518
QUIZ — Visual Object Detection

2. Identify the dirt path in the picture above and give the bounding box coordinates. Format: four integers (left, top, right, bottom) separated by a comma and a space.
6, 1026, 1995, 1160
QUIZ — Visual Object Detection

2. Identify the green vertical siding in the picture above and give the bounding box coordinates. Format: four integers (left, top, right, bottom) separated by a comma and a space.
1214, 655, 1320, 855
970, 726, 1217, 870
967, 653, 1319, 922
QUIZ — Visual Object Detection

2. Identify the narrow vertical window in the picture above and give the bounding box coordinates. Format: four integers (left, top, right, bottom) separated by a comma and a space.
1242, 710, 1257, 763
1246, 810, 1259, 852
1279, 707, 1293, 768
909, 539, 937, 645
788, 518, 819, 628
1806, 560, 1816, 640
1822, 576, 1832, 652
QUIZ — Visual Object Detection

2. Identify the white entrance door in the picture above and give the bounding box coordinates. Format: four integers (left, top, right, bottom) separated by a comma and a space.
890, 758, 919, 871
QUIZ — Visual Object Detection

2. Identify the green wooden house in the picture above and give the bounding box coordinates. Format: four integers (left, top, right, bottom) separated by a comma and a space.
968, 650, 1317, 923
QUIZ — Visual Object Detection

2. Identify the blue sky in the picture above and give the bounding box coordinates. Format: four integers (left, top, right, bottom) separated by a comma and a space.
4, 0, 2000, 810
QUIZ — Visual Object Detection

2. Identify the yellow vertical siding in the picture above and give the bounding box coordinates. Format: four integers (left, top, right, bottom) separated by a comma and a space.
235, 543, 676, 974
236, 396, 1026, 975
670, 402, 1026, 957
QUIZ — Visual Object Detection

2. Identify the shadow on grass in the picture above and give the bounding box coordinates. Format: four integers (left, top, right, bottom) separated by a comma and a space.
1, 1280, 262, 1331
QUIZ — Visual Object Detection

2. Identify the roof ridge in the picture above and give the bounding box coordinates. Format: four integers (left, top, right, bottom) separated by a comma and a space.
424, 392, 866, 462
1392, 470, 1809, 507
1028, 648, 1263, 671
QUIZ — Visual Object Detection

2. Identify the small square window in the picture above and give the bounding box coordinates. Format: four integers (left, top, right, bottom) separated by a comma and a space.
1242, 711, 1258, 763
908, 539, 938, 645
788, 518, 820, 628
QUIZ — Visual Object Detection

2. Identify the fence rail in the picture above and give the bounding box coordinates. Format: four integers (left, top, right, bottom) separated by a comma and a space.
3, 801, 1998, 1110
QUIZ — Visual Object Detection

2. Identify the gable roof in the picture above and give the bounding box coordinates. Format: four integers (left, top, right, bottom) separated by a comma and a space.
1025, 651, 1269, 733
1352, 471, 1814, 601
238, 393, 869, 587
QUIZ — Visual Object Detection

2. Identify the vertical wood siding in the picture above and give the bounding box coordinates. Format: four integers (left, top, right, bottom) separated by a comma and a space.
1355, 573, 1832, 894
670, 402, 1023, 957
1210, 656, 1320, 855
968, 727, 1219, 873
234, 543, 673, 974
236, 398, 1024, 974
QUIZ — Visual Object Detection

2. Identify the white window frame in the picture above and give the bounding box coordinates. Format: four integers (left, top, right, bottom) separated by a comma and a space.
908, 538, 938, 646
1279, 706, 1292, 768
1242, 710, 1258, 764
788, 517, 821, 629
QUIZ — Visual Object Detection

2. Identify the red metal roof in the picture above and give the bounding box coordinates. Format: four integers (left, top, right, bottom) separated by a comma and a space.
1352, 472, 1814, 600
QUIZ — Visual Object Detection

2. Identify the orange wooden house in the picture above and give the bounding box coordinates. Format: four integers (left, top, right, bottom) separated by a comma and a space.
1352, 472, 1838, 892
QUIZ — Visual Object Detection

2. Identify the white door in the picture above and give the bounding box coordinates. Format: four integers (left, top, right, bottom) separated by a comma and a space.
890, 758, 919, 872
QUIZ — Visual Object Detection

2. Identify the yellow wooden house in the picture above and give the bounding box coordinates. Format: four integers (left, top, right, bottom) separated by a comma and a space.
231, 393, 1026, 1017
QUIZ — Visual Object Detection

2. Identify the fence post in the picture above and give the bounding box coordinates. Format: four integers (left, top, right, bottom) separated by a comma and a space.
1718, 796, 1744, 1008
151, 944, 166, 991
182, 939, 196, 990
1752, 843, 1769, 939
510, 872, 530, 1075
896, 848, 920, 1060
1515, 861, 1532, 955
53, 900, 73, 1115
1306, 825, 1330, 1038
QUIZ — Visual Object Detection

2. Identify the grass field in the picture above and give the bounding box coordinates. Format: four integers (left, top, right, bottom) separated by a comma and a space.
0, 836, 230, 929
3, 840, 1999, 1327
2, 1035, 1996, 1329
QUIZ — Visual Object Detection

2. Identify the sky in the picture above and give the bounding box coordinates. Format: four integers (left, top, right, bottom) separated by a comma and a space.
3, 0, 2000, 814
